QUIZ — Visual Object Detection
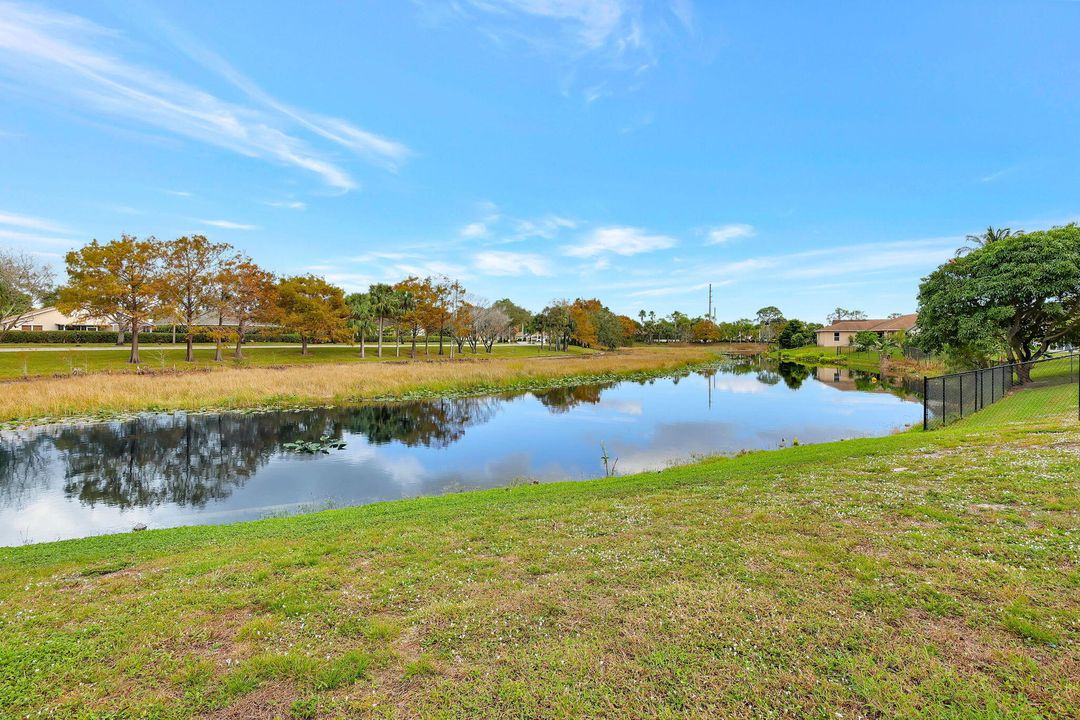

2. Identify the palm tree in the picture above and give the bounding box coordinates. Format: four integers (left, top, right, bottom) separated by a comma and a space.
956, 226, 1020, 256
347, 293, 375, 359
368, 283, 395, 358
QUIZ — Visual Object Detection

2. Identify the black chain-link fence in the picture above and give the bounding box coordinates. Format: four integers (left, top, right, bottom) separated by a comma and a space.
923, 353, 1080, 430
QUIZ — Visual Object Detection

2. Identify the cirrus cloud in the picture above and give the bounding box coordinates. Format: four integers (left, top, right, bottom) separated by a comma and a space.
562, 225, 676, 258
706, 223, 755, 245
474, 250, 552, 276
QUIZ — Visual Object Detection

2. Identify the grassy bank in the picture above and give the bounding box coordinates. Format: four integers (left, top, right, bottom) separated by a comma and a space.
0, 343, 586, 380
0, 346, 718, 425
775, 344, 944, 375
0, 386, 1076, 718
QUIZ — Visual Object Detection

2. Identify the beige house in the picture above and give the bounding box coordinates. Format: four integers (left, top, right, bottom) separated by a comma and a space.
1, 306, 119, 332
3, 307, 274, 334
815, 313, 918, 347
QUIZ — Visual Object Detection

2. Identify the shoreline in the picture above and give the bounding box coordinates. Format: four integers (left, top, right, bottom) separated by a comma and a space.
1, 386, 1074, 718
0, 347, 732, 429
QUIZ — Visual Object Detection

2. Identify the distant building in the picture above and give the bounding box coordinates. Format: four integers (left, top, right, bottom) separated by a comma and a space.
815, 313, 918, 347
1, 307, 268, 333
1, 306, 119, 332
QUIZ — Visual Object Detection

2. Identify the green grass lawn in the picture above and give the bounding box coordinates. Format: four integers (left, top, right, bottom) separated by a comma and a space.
0, 343, 588, 380
0, 386, 1076, 718
774, 344, 892, 371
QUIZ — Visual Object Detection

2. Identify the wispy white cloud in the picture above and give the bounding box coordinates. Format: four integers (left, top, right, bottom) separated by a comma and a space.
164, 189, 193, 198
510, 214, 577, 241
461, 222, 489, 238
474, 250, 552, 276
0, 228, 74, 247
0, 209, 69, 234
629, 281, 711, 298
345, 251, 419, 264
0, 2, 408, 191
466, 0, 628, 51
700, 236, 960, 283
264, 200, 306, 210
0, 209, 77, 248
198, 219, 258, 231
705, 223, 754, 245
979, 167, 1014, 183
427, 0, 692, 100
563, 225, 676, 257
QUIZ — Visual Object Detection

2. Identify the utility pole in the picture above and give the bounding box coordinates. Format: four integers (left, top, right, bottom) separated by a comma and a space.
708, 283, 712, 321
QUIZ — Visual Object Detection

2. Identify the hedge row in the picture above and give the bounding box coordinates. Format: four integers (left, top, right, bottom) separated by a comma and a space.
0, 329, 305, 345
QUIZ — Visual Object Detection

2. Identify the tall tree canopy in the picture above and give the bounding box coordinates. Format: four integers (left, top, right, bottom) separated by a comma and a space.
219, 256, 278, 360
917, 224, 1080, 379
159, 235, 232, 362
277, 275, 351, 355
59, 235, 163, 363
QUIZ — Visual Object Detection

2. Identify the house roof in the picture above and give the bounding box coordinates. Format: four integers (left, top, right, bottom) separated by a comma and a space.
817, 313, 918, 334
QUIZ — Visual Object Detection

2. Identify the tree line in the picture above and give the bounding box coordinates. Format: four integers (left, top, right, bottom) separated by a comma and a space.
2, 235, 657, 364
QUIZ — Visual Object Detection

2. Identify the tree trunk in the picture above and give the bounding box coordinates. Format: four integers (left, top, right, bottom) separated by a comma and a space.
377, 317, 384, 358
410, 332, 417, 357
185, 331, 194, 362
301, 337, 309, 356
424, 333, 429, 356
234, 321, 245, 360
360, 332, 365, 359
396, 330, 401, 357
129, 318, 140, 364
116, 328, 125, 346
438, 326, 445, 355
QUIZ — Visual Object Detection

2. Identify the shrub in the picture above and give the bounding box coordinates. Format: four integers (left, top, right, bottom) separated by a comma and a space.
0, 329, 303, 345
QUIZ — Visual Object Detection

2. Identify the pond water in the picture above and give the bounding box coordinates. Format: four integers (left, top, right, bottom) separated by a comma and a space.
0, 360, 922, 545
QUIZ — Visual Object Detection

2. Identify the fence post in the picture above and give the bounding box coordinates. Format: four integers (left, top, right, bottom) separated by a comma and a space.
923, 376, 929, 431
959, 372, 964, 419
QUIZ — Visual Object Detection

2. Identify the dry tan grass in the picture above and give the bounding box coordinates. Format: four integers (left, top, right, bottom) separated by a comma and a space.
0, 346, 719, 422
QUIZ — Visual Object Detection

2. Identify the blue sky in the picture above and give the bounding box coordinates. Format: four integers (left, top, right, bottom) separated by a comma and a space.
2, 1, 1079, 323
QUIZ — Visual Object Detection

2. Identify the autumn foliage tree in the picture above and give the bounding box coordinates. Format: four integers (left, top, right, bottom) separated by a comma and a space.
159, 235, 232, 362
59, 235, 164, 363
219, 256, 278, 360
277, 275, 350, 355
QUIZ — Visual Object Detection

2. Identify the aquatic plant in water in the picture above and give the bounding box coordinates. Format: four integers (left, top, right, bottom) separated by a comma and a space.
283, 435, 347, 454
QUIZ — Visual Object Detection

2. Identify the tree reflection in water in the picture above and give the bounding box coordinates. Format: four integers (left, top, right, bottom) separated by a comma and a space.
531, 383, 614, 414
0, 396, 520, 510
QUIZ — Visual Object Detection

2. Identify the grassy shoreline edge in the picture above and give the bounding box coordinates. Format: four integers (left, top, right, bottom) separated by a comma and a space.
0, 347, 727, 428
0, 384, 1075, 717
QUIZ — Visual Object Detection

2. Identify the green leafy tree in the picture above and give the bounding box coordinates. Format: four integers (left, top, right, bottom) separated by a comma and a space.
367, 283, 396, 358
918, 224, 1080, 380
755, 306, 785, 342
852, 330, 880, 353
777, 319, 815, 349
955, 226, 1019, 257
346, 292, 376, 359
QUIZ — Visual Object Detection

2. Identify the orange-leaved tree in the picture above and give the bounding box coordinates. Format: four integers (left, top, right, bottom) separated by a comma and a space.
159, 235, 232, 362
219, 255, 278, 360
569, 298, 602, 348
276, 275, 350, 355
59, 235, 164, 364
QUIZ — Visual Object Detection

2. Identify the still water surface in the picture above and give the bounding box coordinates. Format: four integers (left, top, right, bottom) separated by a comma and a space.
0, 361, 921, 545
